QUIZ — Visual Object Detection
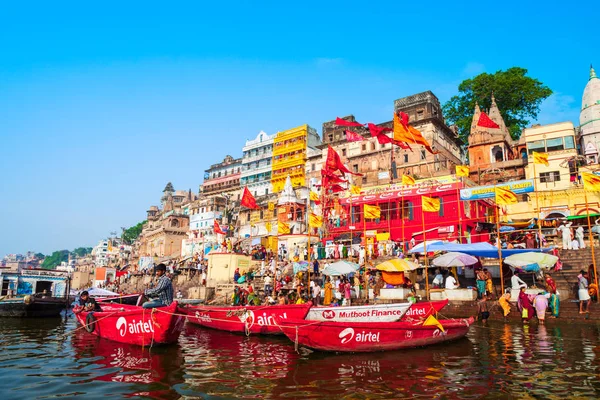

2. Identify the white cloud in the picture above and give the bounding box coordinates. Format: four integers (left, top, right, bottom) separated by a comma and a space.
535, 93, 580, 126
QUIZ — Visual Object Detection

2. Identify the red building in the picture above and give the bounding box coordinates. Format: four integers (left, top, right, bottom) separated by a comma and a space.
324, 178, 494, 246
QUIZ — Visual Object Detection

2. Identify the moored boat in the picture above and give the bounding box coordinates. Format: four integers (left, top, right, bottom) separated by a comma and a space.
74, 302, 185, 346
400, 299, 449, 320
181, 303, 312, 335
276, 316, 474, 352
97, 294, 143, 306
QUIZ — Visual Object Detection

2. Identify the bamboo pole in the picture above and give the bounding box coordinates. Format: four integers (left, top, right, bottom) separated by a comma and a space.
532, 162, 544, 248
584, 189, 599, 301
495, 203, 505, 294
456, 176, 463, 243
421, 203, 429, 300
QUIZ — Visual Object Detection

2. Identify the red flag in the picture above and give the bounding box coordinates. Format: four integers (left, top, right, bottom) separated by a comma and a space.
324, 146, 362, 176
335, 117, 364, 127
321, 169, 347, 184
214, 220, 226, 235
240, 187, 259, 209
393, 112, 437, 154
329, 184, 346, 193
368, 123, 411, 149
477, 112, 500, 129
345, 130, 365, 142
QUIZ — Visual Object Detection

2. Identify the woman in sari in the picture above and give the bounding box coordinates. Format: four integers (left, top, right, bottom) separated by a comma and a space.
518, 287, 535, 323
498, 290, 512, 318
548, 292, 560, 318
533, 292, 548, 324
323, 277, 333, 306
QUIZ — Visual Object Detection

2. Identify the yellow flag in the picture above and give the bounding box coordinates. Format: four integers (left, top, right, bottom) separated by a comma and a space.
267, 202, 275, 211
455, 165, 470, 177
278, 221, 290, 235
422, 196, 440, 212
265, 222, 272, 232
582, 172, 600, 192
423, 314, 445, 332
532, 151, 549, 167
402, 175, 416, 186
350, 185, 361, 195
364, 204, 381, 219
309, 213, 323, 228
107, 240, 113, 252
309, 191, 320, 202
494, 186, 518, 205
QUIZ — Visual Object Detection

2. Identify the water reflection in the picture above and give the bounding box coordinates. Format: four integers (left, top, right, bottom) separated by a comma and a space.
0, 317, 599, 399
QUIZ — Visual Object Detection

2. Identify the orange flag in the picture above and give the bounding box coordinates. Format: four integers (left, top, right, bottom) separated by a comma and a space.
393, 112, 437, 154
582, 172, 600, 192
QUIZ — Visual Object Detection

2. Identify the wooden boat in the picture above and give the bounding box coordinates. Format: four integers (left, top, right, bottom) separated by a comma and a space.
74, 302, 185, 346
97, 294, 143, 306
181, 303, 312, 335
276, 316, 474, 352
401, 299, 449, 320
0, 296, 67, 317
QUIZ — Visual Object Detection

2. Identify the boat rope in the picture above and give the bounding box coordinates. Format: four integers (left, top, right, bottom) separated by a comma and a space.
294, 326, 299, 353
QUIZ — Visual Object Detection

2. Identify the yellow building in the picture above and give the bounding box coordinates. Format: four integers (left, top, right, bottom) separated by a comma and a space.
507, 122, 600, 220
271, 124, 321, 193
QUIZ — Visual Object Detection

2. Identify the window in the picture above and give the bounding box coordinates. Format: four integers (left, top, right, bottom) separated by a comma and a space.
527, 140, 545, 155
342, 148, 347, 156
417, 110, 424, 120
546, 137, 564, 152
404, 154, 409, 163
564, 136, 575, 149
420, 150, 426, 160
311, 163, 315, 171
540, 171, 560, 183
371, 143, 376, 151
362, 144, 367, 151
265, 189, 268, 195
353, 164, 359, 173
328, 134, 333, 141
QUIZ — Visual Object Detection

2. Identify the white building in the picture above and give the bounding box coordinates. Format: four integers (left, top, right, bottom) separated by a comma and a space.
580, 66, 600, 164
240, 131, 275, 197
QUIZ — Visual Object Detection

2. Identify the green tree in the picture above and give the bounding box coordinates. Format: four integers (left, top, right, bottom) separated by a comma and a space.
41, 250, 70, 269
122, 221, 146, 244
34, 252, 45, 260
163, 182, 175, 193
443, 67, 552, 143
71, 247, 93, 258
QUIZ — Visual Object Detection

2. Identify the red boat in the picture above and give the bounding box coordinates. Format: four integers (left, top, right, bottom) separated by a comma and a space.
401, 299, 449, 321
181, 303, 312, 335
74, 302, 186, 346
276, 316, 474, 352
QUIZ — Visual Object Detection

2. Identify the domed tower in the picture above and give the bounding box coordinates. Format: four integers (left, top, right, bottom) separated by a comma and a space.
580, 65, 600, 164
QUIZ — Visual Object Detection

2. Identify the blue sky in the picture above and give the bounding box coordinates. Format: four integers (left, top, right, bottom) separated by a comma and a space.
0, 1, 595, 256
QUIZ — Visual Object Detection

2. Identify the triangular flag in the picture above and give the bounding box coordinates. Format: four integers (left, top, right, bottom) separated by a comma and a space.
477, 112, 500, 129
402, 175, 416, 186
278, 221, 290, 235
324, 146, 362, 176
393, 112, 436, 154
422, 196, 440, 212
423, 314, 444, 332
335, 117, 364, 127
241, 187, 259, 209
364, 204, 381, 219
532, 151, 549, 167
455, 165, 470, 177
309, 213, 323, 228
494, 187, 518, 205
214, 220, 226, 235
345, 130, 365, 142
350, 185, 361, 195
309, 190, 320, 204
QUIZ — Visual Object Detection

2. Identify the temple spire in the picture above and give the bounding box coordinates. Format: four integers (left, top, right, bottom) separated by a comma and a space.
591, 64, 597, 80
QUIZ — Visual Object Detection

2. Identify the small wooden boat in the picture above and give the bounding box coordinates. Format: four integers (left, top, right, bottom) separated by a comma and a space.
74, 302, 185, 346
97, 294, 143, 306
305, 299, 448, 322
276, 316, 474, 352
181, 303, 312, 335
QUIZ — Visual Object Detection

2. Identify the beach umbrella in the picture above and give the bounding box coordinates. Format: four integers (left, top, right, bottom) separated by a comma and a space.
375, 258, 420, 272
409, 240, 444, 254
293, 261, 309, 274
504, 252, 558, 270
322, 260, 360, 276
432, 252, 478, 268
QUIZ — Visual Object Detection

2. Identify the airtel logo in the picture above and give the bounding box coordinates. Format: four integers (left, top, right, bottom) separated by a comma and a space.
322, 310, 336, 320
339, 327, 355, 344
116, 317, 127, 336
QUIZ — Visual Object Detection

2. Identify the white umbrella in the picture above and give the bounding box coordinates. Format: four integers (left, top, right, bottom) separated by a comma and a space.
322, 261, 360, 276
504, 252, 558, 270
432, 252, 478, 268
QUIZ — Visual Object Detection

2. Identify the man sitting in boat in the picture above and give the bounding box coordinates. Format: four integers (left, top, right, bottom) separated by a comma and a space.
143, 264, 174, 308
76, 291, 102, 313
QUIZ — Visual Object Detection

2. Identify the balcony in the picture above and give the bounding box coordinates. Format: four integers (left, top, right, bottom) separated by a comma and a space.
273, 141, 306, 157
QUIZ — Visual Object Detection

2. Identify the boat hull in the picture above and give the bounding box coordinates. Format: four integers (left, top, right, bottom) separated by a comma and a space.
277, 316, 474, 352
97, 294, 142, 306
74, 302, 185, 346
401, 300, 449, 320
0, 297, 67, 318
181, 303, 312, 335
305, 299, 448, 322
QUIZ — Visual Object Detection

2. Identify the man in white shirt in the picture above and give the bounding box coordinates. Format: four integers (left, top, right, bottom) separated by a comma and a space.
311, 280, 321, 305
511, 272, 527, 290
445, 275, 459, 290
264, 274, 272, 296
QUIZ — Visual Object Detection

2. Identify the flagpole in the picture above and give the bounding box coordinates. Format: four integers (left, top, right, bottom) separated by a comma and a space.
495, 202, 505, 294
421, 204, 429, 301
584, 188, 599, 301
363, 205, 368, 301
456, 176, 463, 243
306, 192, 311, 286
401, 188, 406, 253
532, 161, 544, 248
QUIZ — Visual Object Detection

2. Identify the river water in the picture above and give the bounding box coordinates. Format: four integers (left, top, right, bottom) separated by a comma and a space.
0, 313, 599, 399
